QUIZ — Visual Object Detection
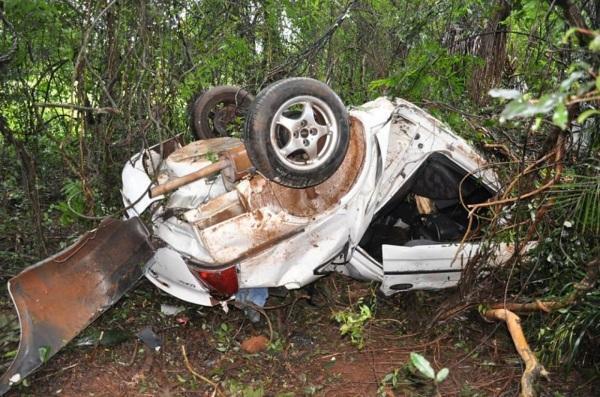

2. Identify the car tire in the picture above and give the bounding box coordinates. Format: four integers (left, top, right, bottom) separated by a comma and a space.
243, 78, 350, 188
190, 86, 254, 139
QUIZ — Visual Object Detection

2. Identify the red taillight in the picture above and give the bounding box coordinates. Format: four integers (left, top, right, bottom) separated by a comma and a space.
195, 266, 238, 297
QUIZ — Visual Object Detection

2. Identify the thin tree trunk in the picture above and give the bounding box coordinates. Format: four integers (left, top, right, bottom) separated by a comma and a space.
0, 116, 47, 256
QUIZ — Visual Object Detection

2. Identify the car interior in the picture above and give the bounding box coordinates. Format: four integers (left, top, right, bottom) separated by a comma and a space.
359, 153, 494, 261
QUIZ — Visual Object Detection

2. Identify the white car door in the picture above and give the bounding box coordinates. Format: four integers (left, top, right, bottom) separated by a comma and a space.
379, 242, 480, 295
379, 241, 517, 295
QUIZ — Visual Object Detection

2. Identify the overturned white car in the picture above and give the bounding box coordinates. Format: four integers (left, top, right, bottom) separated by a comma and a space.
1, 78, 508, 394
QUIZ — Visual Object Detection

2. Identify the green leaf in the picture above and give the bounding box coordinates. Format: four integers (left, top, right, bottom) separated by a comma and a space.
435, 368, 449, 383
552, 103, 568, 129
489, 88, 521, 99
38, 346, 51, 363
410, 352, 435, 379
559, 71, 584, 91
532, 117, 543, 131
561, 27, 579, 44
500, 92, 565, 122
589, 35, 600, 52
577, 109, 600, 124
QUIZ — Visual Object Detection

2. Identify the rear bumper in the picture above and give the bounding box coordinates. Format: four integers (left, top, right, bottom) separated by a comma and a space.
144, 247, 218, 307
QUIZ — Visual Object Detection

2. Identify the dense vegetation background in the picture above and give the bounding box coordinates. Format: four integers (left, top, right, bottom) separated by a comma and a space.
0, 0, 598, 386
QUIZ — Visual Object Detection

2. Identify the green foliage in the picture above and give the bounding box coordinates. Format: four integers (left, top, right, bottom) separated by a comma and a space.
214, 322, 233, 353
527, 167, 600, 366
50, 179, 87, 226
377, 368, 402, 396
493, 68, 587, 129
369, 40, 479, 103
487, 24, 599, 366
332, 299, 372, 349
38, 346, 50, 364
377, 353, 449, 396
266, 336, 284, 353
409, 352, 449, 384
0, 313, 19, 361
224, 379, 264, 397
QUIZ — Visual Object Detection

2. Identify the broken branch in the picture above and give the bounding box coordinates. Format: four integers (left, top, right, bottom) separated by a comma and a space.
490, 258, 600, 313
483, 259, 599, 396
483, 308, 549, 397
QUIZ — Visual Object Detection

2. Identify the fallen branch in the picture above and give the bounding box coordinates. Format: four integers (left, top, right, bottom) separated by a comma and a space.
232, 301, 274, 342
469, 132, 565, 210
483, 143, 520, 162
483, 308, 549, 397
483, 258, 599, 396
491, 258, 599, 313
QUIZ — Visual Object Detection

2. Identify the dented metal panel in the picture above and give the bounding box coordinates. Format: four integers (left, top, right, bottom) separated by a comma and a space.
199, 208, 307, 264
0, 218, 153, 395
184, 189, 246, 229
380, 242, 517, 294
145, 247, 216, 307
380, 243, 477, 294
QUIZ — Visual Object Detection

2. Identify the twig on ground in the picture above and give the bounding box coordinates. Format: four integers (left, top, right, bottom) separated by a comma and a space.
118, 340, 139, 367
490, 258, 599, 313
232, 301, 274, 342
180, 345, 223, 396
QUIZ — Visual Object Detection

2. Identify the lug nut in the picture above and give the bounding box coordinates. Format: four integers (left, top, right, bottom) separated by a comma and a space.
303, 139, 309, 146
310, 128, 317, 135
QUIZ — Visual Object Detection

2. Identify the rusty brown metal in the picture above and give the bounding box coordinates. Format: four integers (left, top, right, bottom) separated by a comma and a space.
150, 159, 230, 197
184, 190, 247, 229
196, 118, 366, 264
221, 145, 253, 183
150, 139, 253, 198
0, 217, 153, 395
246, 116, 366, 217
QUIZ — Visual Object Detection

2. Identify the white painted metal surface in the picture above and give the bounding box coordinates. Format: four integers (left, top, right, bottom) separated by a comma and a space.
120, 97, 504, 307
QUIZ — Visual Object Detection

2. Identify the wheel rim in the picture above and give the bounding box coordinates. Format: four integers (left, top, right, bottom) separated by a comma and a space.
269, 95, 339, 172
208, 103, 239, 137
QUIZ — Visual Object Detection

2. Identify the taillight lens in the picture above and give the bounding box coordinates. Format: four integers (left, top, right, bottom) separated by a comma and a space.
192, 265, 238, 297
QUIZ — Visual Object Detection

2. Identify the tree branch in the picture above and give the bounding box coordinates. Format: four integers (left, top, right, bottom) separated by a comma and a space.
0, 8, 18, 66
33, 102, 121, 114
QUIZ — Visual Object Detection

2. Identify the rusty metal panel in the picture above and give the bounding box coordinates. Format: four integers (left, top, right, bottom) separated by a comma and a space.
199, 209, 305, 264
184, 190, 247, 229
240, 117, 366, 218
0, 217, 153, 395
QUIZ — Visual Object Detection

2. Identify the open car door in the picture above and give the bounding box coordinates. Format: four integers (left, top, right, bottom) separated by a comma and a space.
0, 217, 153, 395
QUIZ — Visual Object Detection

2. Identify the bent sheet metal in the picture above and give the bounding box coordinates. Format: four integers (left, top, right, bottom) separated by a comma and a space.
0, 217, 153, 395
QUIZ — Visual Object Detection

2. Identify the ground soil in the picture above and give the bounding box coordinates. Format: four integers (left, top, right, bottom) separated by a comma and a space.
1, 274, 597, 397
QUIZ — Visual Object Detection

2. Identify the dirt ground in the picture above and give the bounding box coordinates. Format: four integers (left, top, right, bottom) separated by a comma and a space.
1, 274, 597, 397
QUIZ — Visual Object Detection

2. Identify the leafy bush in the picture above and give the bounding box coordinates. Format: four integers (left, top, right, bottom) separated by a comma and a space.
332, 299, 373, 349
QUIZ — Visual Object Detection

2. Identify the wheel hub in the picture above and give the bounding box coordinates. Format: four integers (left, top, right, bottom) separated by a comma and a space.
269, 95, 338, 172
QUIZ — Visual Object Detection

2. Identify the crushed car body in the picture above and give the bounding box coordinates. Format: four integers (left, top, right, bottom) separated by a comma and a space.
1, 79, 511, 394
133, 97, 501, 308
